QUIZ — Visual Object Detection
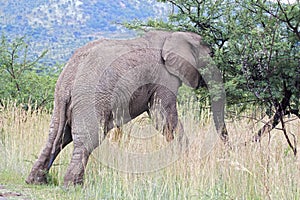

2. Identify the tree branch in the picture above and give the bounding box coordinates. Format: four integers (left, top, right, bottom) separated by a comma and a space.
279, 109, 297, 156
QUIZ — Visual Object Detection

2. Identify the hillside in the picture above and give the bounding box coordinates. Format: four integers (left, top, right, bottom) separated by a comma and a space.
0, 0, 168, 65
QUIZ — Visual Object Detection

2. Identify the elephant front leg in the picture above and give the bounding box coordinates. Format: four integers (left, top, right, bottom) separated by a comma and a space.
163, 111, 177, 142
149, 86, 189, 152
149, 87, 178, 142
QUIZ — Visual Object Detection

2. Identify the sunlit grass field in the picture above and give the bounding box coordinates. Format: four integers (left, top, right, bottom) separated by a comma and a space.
0, 101, 299, 199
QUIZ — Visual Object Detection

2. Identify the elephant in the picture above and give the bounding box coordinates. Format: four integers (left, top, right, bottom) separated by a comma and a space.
26, 30, 228, 186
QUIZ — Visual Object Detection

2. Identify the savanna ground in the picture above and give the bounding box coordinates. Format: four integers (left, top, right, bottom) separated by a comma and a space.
0, 101, 299, 200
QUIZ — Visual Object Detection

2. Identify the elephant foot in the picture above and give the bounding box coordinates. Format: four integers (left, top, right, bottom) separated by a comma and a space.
64, 174, 84, 187
166, 131, 174, 142
63, 147, 89, 187
63, 166, 85, 187
163, 125, 174, 142
25, 169, 48, 185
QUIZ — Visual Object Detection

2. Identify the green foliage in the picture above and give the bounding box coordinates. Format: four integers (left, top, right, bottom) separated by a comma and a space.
0, 34, 61, 110
127, 0, 300, 118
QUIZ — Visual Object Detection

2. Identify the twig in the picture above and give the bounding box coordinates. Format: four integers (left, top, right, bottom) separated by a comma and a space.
279, 111, 297, 155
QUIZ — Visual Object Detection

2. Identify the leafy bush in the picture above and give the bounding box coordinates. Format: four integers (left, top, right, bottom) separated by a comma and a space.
0, 34, 61, 110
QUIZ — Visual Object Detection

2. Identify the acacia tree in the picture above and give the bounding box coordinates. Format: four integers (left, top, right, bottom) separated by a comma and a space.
0, 35, 60, 110
128, 0, 300, 154
233, 1, 300, 153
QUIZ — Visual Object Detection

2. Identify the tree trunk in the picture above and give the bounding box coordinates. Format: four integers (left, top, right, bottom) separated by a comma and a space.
254, 88, 292, 141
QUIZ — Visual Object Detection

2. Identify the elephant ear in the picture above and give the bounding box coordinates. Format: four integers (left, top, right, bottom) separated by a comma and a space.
162, 32, 202, 89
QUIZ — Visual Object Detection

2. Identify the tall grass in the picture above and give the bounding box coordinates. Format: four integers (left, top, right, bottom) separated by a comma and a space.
0, 101, 299, 199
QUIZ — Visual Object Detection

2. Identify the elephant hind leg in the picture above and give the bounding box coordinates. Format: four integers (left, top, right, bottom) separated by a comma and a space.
26, 112, 59, 184
63, 114, 104, 186
63, 133, 100, 186
25, 124, 73, 185
63, 144, 90, 186
47, 124, 73, 170
26, 99, 71, 185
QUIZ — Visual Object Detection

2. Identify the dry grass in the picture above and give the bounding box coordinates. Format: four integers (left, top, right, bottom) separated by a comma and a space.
0, 101, 300, 199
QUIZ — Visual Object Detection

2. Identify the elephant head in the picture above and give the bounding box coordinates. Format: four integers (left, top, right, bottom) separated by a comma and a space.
162, 32, 209, 89
161, 31, 228, 140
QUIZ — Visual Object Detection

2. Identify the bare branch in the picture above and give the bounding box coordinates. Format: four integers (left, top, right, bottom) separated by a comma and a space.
279, 110, 297, 155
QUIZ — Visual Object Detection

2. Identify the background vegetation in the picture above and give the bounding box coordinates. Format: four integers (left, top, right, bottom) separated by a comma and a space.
0, 35, 61, 110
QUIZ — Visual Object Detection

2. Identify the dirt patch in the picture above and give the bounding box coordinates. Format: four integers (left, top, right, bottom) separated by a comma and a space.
0, 191, 22, 197
0, 185, 29, 200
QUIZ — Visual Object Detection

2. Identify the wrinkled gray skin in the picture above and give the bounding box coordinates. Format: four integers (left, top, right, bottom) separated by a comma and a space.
26, 31, 227, 186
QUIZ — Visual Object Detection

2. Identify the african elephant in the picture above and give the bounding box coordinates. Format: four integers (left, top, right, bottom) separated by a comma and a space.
26, 30, 228, 186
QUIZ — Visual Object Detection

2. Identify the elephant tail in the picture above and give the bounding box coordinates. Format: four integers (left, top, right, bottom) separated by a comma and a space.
47, 101, 68, 169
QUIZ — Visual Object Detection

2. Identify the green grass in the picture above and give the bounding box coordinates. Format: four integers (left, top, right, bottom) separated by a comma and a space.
0, 102, 300, 199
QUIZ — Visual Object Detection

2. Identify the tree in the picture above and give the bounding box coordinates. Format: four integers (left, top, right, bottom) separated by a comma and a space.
127, 0, 300, 154
232, 1, 300, 154
0, 34, 61, 110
